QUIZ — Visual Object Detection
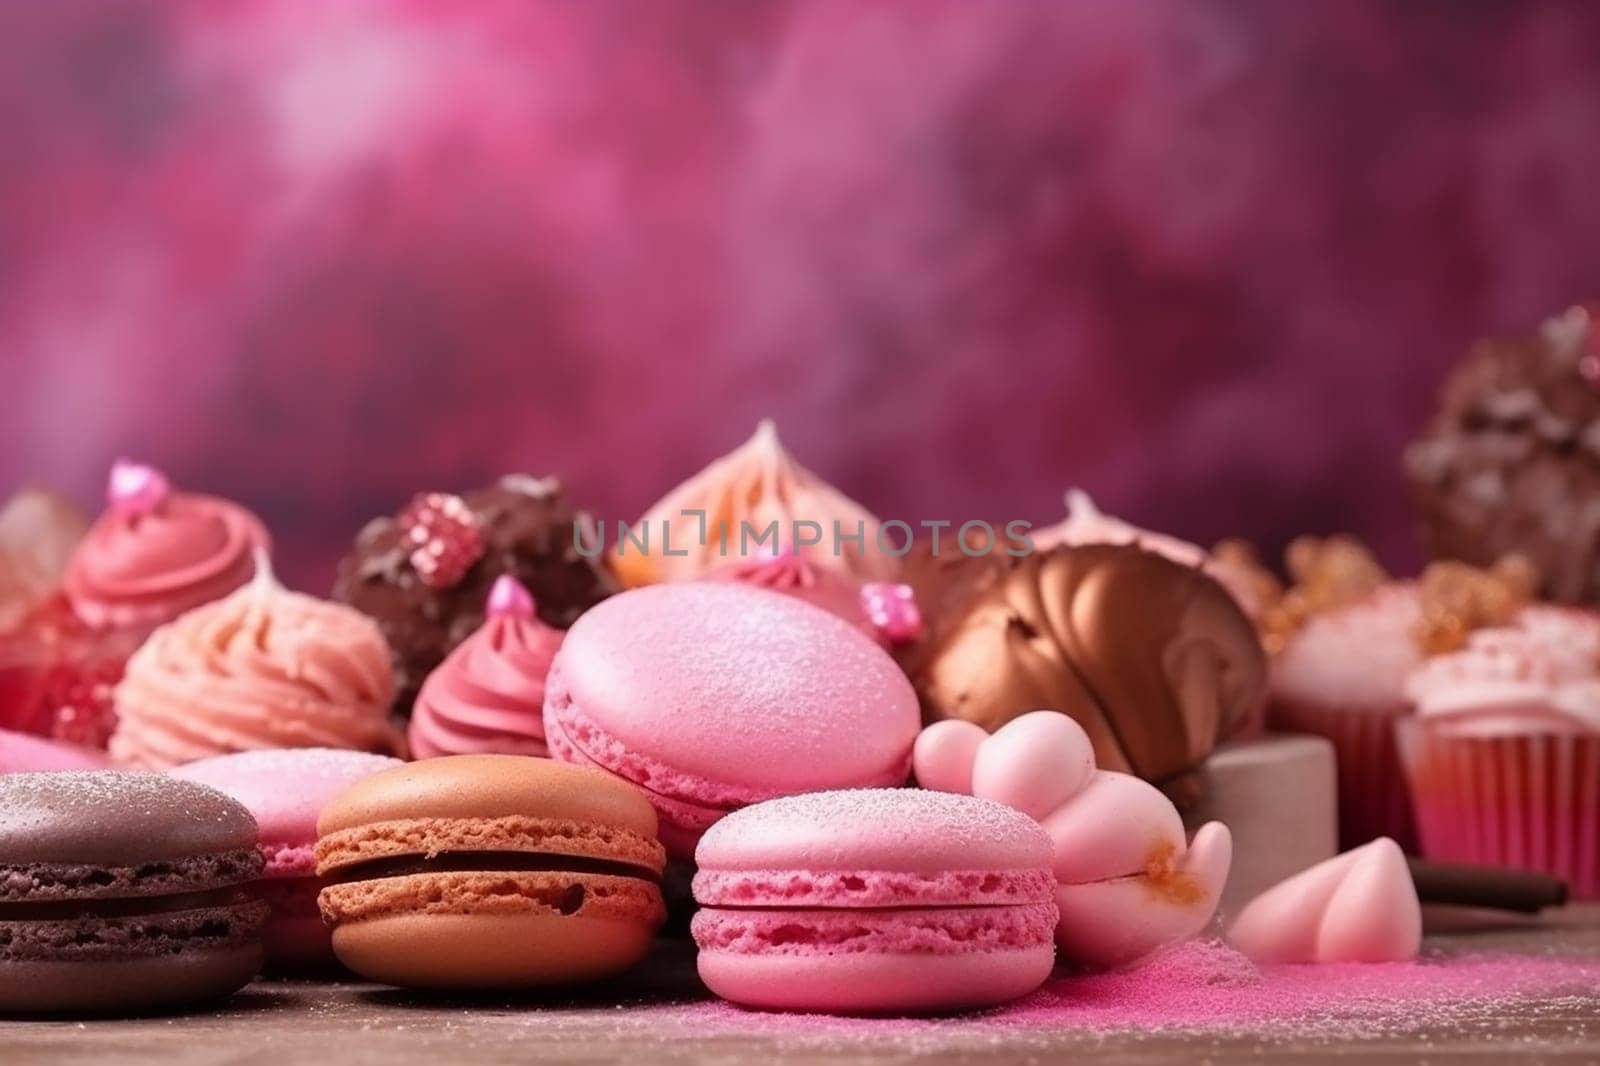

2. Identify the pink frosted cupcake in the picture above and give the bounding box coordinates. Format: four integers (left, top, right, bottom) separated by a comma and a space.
1400, 606, 1600, 898
1268, 582, 1423, 851
407, 576, 561, 758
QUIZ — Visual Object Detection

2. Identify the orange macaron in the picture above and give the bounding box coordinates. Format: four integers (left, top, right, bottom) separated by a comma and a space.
315, 755, 666, 988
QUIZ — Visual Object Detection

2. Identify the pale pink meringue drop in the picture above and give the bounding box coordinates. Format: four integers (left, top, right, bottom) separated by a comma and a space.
910, 710, 1232, 970
486, 573, 536, 620
1228, 838, 1422, 964
407, 576, 563, 759
106, 458, 171, 518
860, 582, 923, 645
971, 711, 1094, 821
913, 719, 987, 794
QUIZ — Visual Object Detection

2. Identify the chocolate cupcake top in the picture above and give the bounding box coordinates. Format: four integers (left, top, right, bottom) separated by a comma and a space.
1407, 304, 1600, 603
898, 543, 1266, 803
332, 475, 617, 712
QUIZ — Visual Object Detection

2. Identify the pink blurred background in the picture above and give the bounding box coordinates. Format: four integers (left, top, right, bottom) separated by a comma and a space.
4, 1, 1600, 591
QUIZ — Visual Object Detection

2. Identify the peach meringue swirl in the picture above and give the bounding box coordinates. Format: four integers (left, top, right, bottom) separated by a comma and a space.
614, 420, 901, 586
65, 461, 268, 630
110, 559, 401, 769
407, 577, 562, 758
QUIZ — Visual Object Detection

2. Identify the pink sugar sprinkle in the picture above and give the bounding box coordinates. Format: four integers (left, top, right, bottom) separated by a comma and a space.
629, 940, 1600, 1042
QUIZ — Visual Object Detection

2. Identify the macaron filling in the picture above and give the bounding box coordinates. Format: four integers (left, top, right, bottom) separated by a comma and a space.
691, 903, 1058, 956
322, 851, 662, 885
0, 850, 269, 962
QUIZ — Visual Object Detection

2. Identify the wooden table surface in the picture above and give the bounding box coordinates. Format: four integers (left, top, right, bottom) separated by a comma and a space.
5, 907, 1599, 1065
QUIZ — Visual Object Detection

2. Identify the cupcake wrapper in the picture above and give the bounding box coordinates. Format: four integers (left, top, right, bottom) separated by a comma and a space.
1397, 721, 1600, 899
1267, 698, 1417, 852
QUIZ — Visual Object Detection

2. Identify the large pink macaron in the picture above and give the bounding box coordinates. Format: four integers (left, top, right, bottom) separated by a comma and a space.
0, 728, 113, 773
171, 747, 402, 967
543, 582, 920, 858
691, 789, 1058, 1014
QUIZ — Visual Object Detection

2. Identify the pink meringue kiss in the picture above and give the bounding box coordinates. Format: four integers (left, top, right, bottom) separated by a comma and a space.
913, 711, 1232, 969
407, 576, 562, 759
1228, 838, 1421, 964
708, 543, 872, 634
64, 460, 268, 630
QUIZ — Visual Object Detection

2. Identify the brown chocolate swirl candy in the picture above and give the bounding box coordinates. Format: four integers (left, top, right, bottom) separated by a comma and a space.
899, 543, 1267, 805
333, 475, 617, 715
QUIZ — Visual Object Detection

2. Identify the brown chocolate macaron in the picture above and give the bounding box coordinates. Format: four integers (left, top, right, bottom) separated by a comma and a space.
0, 772, 268, 1016
316, 755, 666, 989
899, 543, 1267, 803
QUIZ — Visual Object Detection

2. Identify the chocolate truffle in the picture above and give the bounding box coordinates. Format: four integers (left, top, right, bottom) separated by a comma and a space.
898, 543, 1267, 804
333, 475, 618, 713
1408, 304, 1600, 603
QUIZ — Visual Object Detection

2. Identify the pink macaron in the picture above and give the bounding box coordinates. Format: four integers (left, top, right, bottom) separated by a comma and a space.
0, 728, 113, 773
171, 747, 402, 967
543, 583, 920, 858
691, 789, 1058, 1014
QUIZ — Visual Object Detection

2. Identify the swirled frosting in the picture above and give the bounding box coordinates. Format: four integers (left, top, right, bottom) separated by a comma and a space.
110, 561, 401, 769
65, 461, 268, 630
1404, 605, 1600, 735
408, 577, 562, 758
614, 421, 901, 587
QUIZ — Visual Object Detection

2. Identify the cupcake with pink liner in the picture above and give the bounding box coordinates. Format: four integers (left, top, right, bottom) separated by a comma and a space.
110, 552, 402, 769
1269, 581, 1424, 851
407, 576, 561, 758
1399, 605, 1600, 898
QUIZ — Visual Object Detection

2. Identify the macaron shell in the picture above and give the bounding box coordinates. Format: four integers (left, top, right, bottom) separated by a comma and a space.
0, 772, 259, 866
325, 871, 663, 989
0, 943, 265, 1016
693, 867, 1056, 909
548, 583, 919, 794
695, 946, 1055, 1014
316, 755, 658, 845
694, 790, 1051, 875
171, 748, 403, 854
690, 902, 1057, 956
255, 877, 331, 968
316, 813, 665, 876
0, 730, 112, 773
